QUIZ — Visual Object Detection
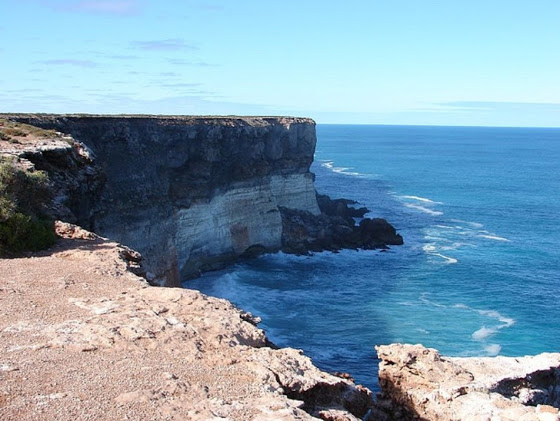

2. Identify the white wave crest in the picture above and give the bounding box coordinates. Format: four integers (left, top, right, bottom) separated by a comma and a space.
405, 203, 443, 216
433, 253, 458, 264
401, 195, 443, 205
477, 310, 515, 327
422, 244, 437, 252
450, 219, 484, 229
478, 234, 511, 242
471, 308, 516, 343
416, 328, 430, 334
320, 161, 362, 177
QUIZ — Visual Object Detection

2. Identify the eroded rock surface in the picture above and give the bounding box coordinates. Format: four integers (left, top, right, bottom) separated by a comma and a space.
0, 224, 372, 420
374, 344, 560, 421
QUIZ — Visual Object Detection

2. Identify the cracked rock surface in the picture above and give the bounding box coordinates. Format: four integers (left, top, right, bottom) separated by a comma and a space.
374, 344, 560, 421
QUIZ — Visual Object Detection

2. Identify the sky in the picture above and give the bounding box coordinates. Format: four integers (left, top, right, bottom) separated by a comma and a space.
1, 0, 559, 127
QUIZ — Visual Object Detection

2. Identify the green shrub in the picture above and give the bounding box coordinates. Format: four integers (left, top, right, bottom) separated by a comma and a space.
0, 159, 56, 255
0, 213, 56, 253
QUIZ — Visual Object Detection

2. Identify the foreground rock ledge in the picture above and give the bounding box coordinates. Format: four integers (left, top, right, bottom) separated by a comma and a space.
0, 223, 371, 421
375, 344, 560, 421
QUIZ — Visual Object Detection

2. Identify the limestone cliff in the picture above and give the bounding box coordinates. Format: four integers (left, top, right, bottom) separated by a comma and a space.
3, 115, 320, 286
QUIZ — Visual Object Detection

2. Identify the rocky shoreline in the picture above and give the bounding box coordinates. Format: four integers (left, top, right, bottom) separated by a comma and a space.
2, 226, 559, 420
280, 194, 403, 255
0, 223, 373, 420
374, 344, 560, 421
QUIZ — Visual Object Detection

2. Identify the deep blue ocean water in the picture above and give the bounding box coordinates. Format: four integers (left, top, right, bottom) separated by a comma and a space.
186, 124, 560, 391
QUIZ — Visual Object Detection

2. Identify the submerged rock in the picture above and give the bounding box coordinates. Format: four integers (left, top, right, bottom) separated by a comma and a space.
373, 343, 560, 421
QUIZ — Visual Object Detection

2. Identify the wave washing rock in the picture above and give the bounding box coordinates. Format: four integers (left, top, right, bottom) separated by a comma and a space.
373, 344, 560, 421
0, 223, 373, 420
281, 194, 403, 254
2, 115, 320, 286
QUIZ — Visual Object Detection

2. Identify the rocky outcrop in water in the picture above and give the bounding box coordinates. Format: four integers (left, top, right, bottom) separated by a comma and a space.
373, 344, 560, 421
281, 194, 403, 254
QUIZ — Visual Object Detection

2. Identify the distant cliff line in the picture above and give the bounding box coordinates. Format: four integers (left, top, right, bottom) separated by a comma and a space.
1, 114, 402, 287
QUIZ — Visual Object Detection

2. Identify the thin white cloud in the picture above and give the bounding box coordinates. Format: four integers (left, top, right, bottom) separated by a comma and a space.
131, 39, 198, 51
40, 59, 98, 67
167, 58, 217, 67
105, 54, 140, 60
441, 101, 560, 111
43, 0, 142, 16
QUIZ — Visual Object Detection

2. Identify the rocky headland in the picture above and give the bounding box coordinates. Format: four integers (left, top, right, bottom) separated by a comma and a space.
1, 114, 402, 287
0, 223, 372, 420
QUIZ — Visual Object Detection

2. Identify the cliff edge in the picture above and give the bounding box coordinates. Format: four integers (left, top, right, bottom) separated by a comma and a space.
0, 223, 372, 420
1, 114, 402, 287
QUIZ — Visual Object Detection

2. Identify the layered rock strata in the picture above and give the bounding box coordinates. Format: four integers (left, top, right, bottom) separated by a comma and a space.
2, 115, 320, 286
374, 344, 560, 421
0, 224, 373, 420
2, 114, 403, 287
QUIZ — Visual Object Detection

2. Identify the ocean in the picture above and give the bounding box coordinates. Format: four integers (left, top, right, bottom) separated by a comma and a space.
186, 124, 560, 391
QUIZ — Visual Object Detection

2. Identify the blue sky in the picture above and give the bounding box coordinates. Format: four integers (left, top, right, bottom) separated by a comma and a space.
1, 0, 559, 126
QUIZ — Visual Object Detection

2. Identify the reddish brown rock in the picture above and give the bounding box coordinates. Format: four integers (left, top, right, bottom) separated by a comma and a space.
373, 344, 560, 421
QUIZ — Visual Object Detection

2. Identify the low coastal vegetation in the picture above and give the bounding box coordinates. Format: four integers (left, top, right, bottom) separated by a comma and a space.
0, 158, 56, 255
0, 118, 66, 144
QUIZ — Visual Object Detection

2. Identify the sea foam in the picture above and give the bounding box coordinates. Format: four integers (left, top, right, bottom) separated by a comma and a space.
433, 253, 458, 264
484, 344, 502, 356
478, 234, 511, 242
401, 195, 443, 205
321, 161, 362, 177
472, 326, 495, 341
405, 203, 443, 216
450, 219, 484, 229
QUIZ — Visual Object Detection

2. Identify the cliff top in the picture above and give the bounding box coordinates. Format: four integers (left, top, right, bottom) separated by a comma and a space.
0, 222, 371, 420
0, 113, 315, 127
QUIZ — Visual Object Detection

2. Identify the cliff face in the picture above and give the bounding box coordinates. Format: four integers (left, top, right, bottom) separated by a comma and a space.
4, 115, 319, 286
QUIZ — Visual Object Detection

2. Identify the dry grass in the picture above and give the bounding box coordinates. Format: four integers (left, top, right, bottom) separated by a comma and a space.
0, 118, 63, 143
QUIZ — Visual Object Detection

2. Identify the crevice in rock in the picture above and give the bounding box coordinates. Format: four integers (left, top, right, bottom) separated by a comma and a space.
491, 367, 560, 408
273, 371, 374, 420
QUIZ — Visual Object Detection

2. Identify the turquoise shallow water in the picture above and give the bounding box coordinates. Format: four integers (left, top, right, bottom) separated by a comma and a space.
187, 124, 560, 391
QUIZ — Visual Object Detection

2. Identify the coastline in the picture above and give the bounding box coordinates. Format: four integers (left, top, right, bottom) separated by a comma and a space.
2, 224, 559, 420
2, 116, 559, 420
